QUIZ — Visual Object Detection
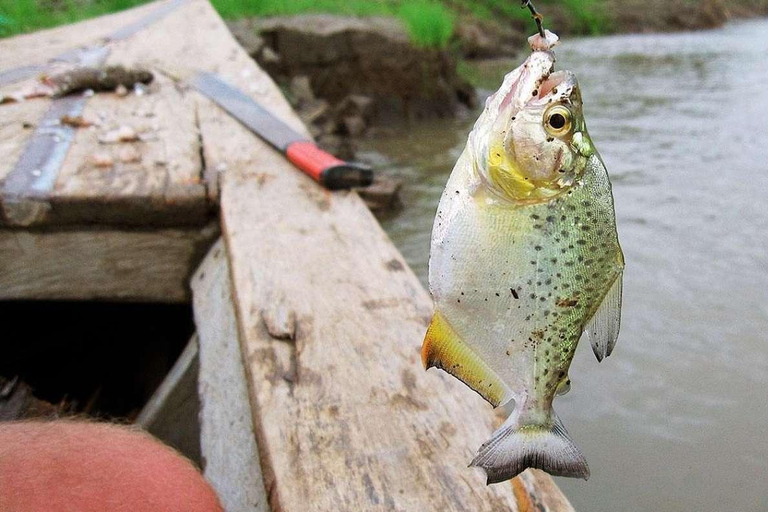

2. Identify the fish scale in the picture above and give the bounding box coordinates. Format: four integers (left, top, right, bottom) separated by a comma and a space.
422, 30, 624, 484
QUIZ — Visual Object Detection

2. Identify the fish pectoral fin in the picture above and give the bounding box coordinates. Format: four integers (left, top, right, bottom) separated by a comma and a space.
422, 311, 513, 408
584, 272, 623, 362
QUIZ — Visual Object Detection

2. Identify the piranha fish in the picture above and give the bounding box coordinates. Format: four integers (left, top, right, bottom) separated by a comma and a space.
422, 31, 624, 484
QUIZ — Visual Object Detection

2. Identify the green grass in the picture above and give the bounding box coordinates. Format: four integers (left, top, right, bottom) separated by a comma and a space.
560, 0, 610, 35
213, 0, 455, 49
397, 1, 454, 48
0, 0, 149, 37
0, 0, 456, 48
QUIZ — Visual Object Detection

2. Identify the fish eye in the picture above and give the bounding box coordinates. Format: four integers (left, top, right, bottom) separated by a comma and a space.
544, 106, 572, 136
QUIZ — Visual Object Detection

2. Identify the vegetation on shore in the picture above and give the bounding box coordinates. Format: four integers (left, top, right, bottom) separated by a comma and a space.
2, 0, 768, 44
0, 0, 637, 44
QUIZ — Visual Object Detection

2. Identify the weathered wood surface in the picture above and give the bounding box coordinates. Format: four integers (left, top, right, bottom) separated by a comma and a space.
136, 336, 202, 465
0, 223, 217, 302
192, 240, 269, 512
0, 1, 574, 507
0, 102, 49, 185
0, 1, 163, 74
514, 470, 577, 512
0, 0, 209, 228
48, 72, 207, 227
154, 2, 512, 510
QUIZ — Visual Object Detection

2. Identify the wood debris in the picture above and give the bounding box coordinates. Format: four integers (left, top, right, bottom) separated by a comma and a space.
47, 65, 154, 98
98, 125, 139, 144
118, 146, 142, 163
60, 115, 94, 128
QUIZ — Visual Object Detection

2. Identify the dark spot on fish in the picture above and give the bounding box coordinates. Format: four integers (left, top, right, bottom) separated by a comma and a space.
511, 289, 519, 299
557, 297, 579, 307
547, 137, 555, 143
495, 292, 500, 297
534, 246, 543, 251
532, 90, 538, 96
531, 214, 540, 220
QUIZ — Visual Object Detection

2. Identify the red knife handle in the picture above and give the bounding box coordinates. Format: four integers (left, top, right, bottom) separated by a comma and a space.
286, 141, 373, 190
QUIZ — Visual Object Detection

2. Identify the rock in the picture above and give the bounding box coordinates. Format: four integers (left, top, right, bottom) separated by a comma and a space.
355, 175, 402, 214
298, 98, 332, 126
341, 116, 366, 137
289, 75, 315, 106
260, 46, 281, 65
453, 17, 524, 59
316, 134, 355, 161
253, 14, 475, 123
335, 94, 373, 122
226, 19, 265, 58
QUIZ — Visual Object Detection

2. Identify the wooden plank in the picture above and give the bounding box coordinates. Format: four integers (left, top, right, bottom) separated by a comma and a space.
48, 73, 208, 227
136, 335, 202, 466
143, 3, 514, 508
0, 222, 218, 302
192, 239, 269, 512
513, 470, 577, 512
1, 95, 89, 227
0, 101, 50, 184
0, 0, 208, 228
0, 0, 174, 76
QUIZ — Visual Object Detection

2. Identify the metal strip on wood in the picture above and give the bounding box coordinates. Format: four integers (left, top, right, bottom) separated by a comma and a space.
1, 0, 191, 226
0, 65, 48, 89
1, 95, 88, 225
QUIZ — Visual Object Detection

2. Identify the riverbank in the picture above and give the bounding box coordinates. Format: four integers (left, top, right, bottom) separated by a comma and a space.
3, 0, 768, 40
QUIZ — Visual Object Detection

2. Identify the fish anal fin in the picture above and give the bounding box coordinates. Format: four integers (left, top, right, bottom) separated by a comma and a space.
422, 311, 512, 408
585, 272, 623, 362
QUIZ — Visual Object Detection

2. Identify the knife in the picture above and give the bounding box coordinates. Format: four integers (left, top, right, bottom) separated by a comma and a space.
192, 71, 373, 190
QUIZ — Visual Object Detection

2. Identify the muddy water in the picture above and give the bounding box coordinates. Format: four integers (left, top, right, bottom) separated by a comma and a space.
359, 19, 768, 512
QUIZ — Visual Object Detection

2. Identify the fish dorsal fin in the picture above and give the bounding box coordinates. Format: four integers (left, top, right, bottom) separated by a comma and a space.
585, 273, 623, 362
422, 311, 513, 408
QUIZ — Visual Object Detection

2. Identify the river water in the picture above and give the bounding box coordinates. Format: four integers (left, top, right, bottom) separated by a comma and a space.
360, 19, 768, 512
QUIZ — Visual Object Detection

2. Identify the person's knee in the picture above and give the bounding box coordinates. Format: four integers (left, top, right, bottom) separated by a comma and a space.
0, 420, 222, 512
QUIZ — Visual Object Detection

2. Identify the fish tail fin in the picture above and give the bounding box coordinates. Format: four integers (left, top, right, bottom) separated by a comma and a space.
470, 407, 589, 484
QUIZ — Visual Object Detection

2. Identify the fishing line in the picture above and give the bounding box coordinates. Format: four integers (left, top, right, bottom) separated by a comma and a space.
521, 0, 547, 37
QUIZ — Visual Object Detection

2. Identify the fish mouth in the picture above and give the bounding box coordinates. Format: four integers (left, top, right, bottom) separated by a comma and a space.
536, 70, 579, 105
488, 51, 577, 120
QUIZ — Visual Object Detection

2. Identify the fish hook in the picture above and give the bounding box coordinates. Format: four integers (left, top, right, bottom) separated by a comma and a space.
521, 0, 547, 38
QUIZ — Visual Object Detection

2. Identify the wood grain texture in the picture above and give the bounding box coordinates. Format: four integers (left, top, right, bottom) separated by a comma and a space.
0, 0, 209, 228
173, 3, 514, 508
49, 73, 208, 226
513, 470, 577, 512
0, 222, 218, 302
0, 0, 167, 74
136, 335, 202, 466
192, 239, 270, 512
0, 101, 51, 185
